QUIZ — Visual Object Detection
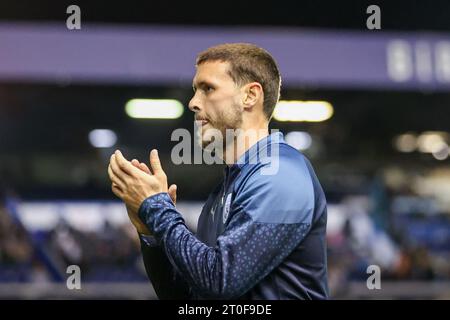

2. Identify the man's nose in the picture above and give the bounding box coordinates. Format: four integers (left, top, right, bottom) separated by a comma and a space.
188, 94, 201, 113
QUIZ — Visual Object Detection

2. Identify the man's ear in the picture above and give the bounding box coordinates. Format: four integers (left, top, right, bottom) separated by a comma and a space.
243, 82, 263, 109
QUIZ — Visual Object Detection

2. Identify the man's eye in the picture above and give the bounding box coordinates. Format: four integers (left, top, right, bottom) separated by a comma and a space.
206, 86, 214, 92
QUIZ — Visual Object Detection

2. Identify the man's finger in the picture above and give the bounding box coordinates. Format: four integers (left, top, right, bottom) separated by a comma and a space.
112, 182, 121, 190
131, 159, 140, 167
111, 183, 124, 198
112, 182, 124, 194
149, 149, 165, 177
139, 162, 151, 174
108, 164, 126, 190
131, 158, 151, 174
110, 155, 130, 184
168, 184, 177, 205
114, 150, 135, 175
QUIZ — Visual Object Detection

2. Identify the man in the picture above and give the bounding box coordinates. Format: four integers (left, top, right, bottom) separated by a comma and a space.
108, 43, 329, 299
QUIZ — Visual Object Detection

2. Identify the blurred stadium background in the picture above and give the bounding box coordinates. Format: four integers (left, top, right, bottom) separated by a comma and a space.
0, 1, 449, 299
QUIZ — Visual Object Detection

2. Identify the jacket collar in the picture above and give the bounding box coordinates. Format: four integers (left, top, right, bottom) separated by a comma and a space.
229, 131, 284, 172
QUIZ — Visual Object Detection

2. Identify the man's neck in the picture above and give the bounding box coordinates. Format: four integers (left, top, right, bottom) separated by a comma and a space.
223, 127, 269, 166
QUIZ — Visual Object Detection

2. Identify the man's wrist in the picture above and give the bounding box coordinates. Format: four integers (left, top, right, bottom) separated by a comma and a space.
138, 192, 177, 234
138, 192, 173, 220
126, 204, 152, 235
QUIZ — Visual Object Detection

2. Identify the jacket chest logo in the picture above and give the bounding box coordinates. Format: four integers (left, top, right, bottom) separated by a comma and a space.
222, 193, 233, 224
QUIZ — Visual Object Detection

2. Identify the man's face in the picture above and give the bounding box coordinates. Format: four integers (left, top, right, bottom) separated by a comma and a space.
189, 61, 243, 149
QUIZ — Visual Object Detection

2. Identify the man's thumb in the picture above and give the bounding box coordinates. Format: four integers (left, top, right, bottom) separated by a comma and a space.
150, 149, 164, 176
168, 184, 177, 205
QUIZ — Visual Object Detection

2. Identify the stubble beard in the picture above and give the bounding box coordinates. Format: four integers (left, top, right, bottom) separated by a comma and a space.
198, 105, 243, 152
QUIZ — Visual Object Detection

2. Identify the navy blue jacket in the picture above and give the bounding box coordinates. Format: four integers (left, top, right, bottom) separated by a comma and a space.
138, 132, 329, 299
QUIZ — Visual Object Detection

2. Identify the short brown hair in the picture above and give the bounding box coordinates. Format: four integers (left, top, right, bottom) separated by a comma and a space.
196, 43, 281, 120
